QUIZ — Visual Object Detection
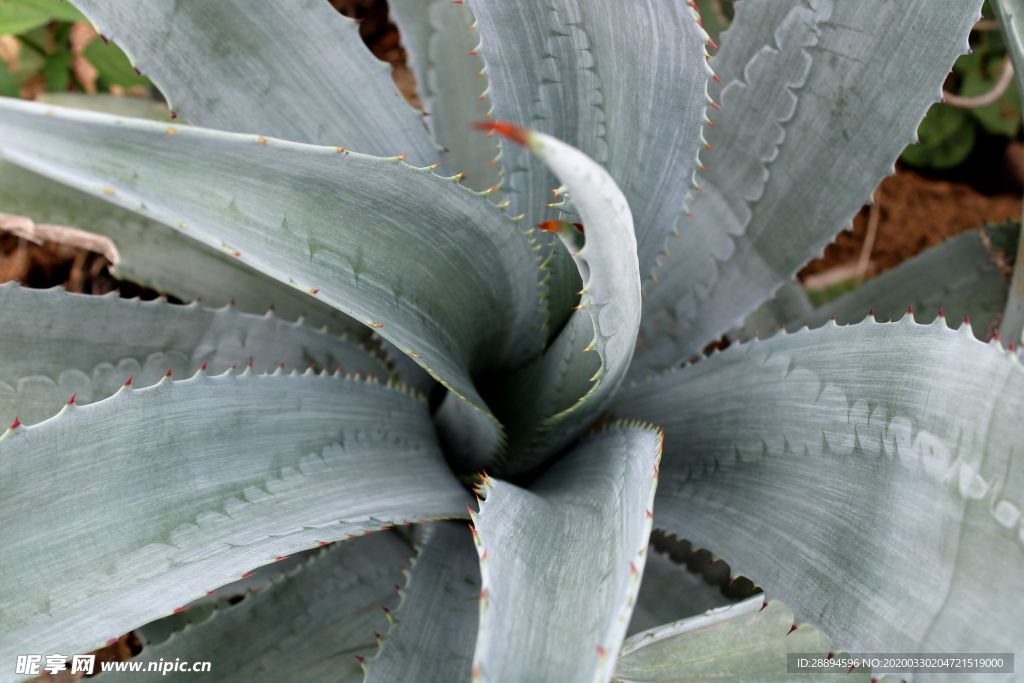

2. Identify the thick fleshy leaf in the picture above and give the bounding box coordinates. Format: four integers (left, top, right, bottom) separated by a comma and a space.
610, 317, 1024, 671
0, 98, 546, 427
0, 370, 469, 673
95, 533, 413, 683
364, 521, 480, 683
626, 545, 733, 638
71, 0, 437, 164
615, 598, 871, 683
0, 158, 364, 337
389, 0, 501, 195
478, 125, 641, 474
0, 282, 389, 427
992, 0, 1024, 345
470, 425, 662, 683
634, 0, 983, 377
741, 223, 1018, 344
467, 0, 712, 295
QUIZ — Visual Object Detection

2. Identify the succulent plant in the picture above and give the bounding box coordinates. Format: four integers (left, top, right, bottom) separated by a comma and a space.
0, 0, 1021, 681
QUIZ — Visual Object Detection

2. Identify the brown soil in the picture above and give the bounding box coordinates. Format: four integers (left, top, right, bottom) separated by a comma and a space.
799, 165, 1023, 279
0, 234, 169, 299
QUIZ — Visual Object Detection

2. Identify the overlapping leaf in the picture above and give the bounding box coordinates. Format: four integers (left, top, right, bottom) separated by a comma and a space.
389, 0, 501, 194
0, 282, 389, 427
0, 156, 364, 336
611, 317, 1024, 674
480, 125, 641, 474
634, 0, 983, 377
0, 370, 469, 673
364, 521, 480, 683
470, 426, 661, 683
0, 98, 546, 428
626, 545, 733, 638
95, 533, 413, 682
467, 0, 712, 294
741, 223, 1018, 343
71, 0, 437, 163
615, 598, 872, 683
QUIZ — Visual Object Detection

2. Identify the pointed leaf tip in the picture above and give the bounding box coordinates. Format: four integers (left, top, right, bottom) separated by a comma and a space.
908, 304, 914, 315
165, 369, 172, 378
124, 375, 133, 387
200, 362, 207, 371
9, 417, 20, 430
993, 329, 1001, 342
67, 393, 77, 405
939, 306, 945, 318
471, 120, 532, 147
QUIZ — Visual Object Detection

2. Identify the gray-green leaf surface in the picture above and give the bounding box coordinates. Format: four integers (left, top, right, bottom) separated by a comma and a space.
0, 371, 469, 675
364, 521, 480, 683
470, 426, 662, 683
611, 317, 1024, 679
467, 0, 711, 292
71, 0, 438, 164
96, 533, 414, 683
0, 282, 389, 427
484, 128, 641, 474
634, 0, 983, 377
615, 598, 871, 683
0, 157, 364, 336
741, 223, 1018, 343
626, 547, 733, 638
0, 98, 546, 425
389, 0, 501, 194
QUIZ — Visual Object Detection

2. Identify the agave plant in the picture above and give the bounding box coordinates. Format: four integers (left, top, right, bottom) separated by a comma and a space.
1, 0, 1022, 680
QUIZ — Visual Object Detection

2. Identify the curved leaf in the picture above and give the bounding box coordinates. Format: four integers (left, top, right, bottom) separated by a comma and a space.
0, 282, 389, 427
0, 98, 546, 428
467, 0, 712, 295
96, 532, 414, 683
364, 521, 480, 683
0, 370, 470, 672
71, 0, 438, 164
0, 157, 364, 337
389, 0, 501, 194
478, 124, 641, 474
615, 598, 872, 683
634, 0, 983, 377
611, 317, 1024, 671
469, 425, 662, 683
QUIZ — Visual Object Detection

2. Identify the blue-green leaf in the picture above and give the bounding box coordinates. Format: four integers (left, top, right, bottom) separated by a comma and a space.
389, 0, 501, 195
0, 98, 547, 432
611, 316, 1024, 669
0, 282, 390, 428
96, 532, 414, 683
478, 124, 641, 474
470, 425, 662, 683
0, 370, 469, 674
466, 0, 712, 301
364, 521, 480, 683
71, 0, 437, 163
634, 0, 983, 377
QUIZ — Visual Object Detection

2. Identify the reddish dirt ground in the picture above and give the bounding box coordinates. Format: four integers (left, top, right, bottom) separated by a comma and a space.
801, 164, 1022, 280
